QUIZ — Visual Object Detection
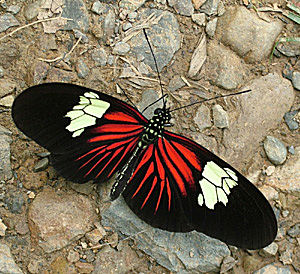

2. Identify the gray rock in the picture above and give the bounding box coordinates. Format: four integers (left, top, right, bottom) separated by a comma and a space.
287, 223, 300, 238
220, 256, 237, 273
288, 145, 295, 155
91, 48, 107, 66
28, 188, 97, 253
0, 95, 14, 107
192, 13, 206, 26
76, 59, 90, 79
253, 263, 291, 274
122, 22, 132, 31
264, 136, 287, 165
200, 0, 220, 15
0, 66, 3, 78
206, 17, 218, 38
212, 104, 229, 128
128, 11, 138, 21
279, 244, 293, 265
119, 0, 146, 11
91, 1, 107, 14
4, 190, 24, 214
223, 73, 294, 169
259, 242, 278, 257
284, 110, 299, 131
168, 75, 185, 92
277, 42, 300, 57
292, 71, 300, 90
194, 104, 212, 130
74, 29, 89, 43
0, 244, 23, 274
216, 6, 283, 62
7, 5, 21, 14
102, 197, 230, 273
113, 42, 130, 55
34, 158, 49, 172
207, 40, 247, 90
70, 181, 94, 195
0, 41, 20, 69
0, 125, 12, 181
168, 0, 194, 16
24, 0, 44, 20
137, 89, 162, 119
128, 9, 181, 72
61, 0, 89, 32
0, 13, 20, 33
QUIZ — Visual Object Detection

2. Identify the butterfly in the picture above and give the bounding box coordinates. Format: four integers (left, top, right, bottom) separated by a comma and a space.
12, 82, 277, 249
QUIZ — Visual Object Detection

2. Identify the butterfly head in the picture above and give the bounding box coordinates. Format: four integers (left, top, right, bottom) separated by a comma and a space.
154, 107, 172, 127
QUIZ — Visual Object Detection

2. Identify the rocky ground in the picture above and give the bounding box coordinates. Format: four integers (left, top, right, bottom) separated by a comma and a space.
0, 0, 299, 273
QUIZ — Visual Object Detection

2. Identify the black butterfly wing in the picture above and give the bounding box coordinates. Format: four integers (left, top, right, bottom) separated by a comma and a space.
123, 130, 277, 249
12, 83, 147, 183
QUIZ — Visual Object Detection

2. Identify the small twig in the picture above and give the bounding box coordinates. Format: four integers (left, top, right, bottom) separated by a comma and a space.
38, 36, 82, 63
119, 56, 142, 76
0, 17, 73, 42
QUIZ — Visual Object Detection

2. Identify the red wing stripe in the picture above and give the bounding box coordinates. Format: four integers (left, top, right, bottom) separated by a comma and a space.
104, 112, 142, 124
84, 151, 111, 177
107, 136, 139, 177
154, 148, 165, 213
158, 138, 187, 196
129, 144, 154, 181
88, 128, 143, 143
170, 140, 202, 171
141, 176, 158, 209
96, 147, 123, 178
132, 162, 154, 199
164, 139, 195, 187
91, 124, 143, 134
76, 145, 108, 161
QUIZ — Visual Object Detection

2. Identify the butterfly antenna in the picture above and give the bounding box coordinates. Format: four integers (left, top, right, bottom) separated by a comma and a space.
142, 94, 168, 113
170, 89, 251, 113
117, 84, 138, 109
143, 28, 166, 108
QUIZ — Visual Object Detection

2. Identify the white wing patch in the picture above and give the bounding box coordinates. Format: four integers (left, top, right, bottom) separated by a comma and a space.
197, 161, 238, 209
65, 92, 110, 137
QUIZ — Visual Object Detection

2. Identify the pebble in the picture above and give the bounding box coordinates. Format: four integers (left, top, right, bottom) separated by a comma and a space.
220, 256, 237, 273
259, 242, 278, 257
0, 219, 7, 236
67, 249, 80, 263
194, 104, 212, 130
0, 95, 14, 107
206, 17, 218, 38
122, 22, 132, 31
113, 42, 130, 55
91, 1, 107, 15
288, 145, 295, 155
34, 158, 49, 172
7, 5, 21, 14
0, 66, 3, 78
200, 0, 220, 15
284, 110, 299, 131
4, 191, 24, 214
168, 0, 194, 16
28, 191, 36, 199
212, 104, 229, 128
287, 223, 300, 238
192, 13, 206, 26
76, 59, 90, 79
0, 13, 19, 33
292, 71, 300, 90
75, 261, 94, 273
265, 165, 275, 176
279, 245, 293, 265
85, 229, 105, 245
282, 210, 289, 218
91, 48, 108, 66
168, 75, 185, 92
24, 0, 43, 20
128, 11, 137, 22
74, 29, 89, 43
263, 136, 287, 165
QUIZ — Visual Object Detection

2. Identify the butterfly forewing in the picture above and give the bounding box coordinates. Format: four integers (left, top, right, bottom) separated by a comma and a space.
12, 83, 147, 183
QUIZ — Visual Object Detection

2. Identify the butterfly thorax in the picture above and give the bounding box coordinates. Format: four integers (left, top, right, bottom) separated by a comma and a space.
139, 108, 171, 147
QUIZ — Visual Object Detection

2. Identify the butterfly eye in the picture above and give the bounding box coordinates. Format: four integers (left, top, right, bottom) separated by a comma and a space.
154, 108, 163, 115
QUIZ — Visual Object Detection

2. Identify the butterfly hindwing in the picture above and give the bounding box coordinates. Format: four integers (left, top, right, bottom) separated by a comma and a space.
123, 130, 277, 249
12, 83, 147, 183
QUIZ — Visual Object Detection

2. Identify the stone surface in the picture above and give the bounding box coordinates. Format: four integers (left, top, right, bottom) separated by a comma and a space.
212, 104, 229, 128
266, 147, 300, 196
0, 66, 3, 78
222, 73, 294, 169
0, 244, 23, 274
168, 75, 185, 92
24, 0, 43, 20
0, 41, 20, 69
4, 190, 24, 214
137, 89, 163, 119
33, 158, 49, 172
76, 59, 90, 79
192, 13, 206, 26
119, 0, 146, 11
28, 188, 97, 253
7, 5, 21, 14
188, 33, 206, 78
0, 79, 16, 98
91, 48, 107, 66
61, 0, 89, 32
194, 104, 212, 130
200, 0, 220, 15
264, 136, 287, 165
102, 197, 230, 273
206, 17, 218, 38
0, 13, 20, 33
259, 242, 278, 257
216, 7, 283, 62
0, 95, 14, 107
128, 8, 181, 72
292, 71, 300, 90
0, 125, 12, 181
287, 223, 300, 238
0, 219, 7, 236
253, 263, 291, 274
168, 0, 194, 16
113, 42, 130, 55
220, 256, 237, 273
206, 40, 247, 89
284, 110, 299, 131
